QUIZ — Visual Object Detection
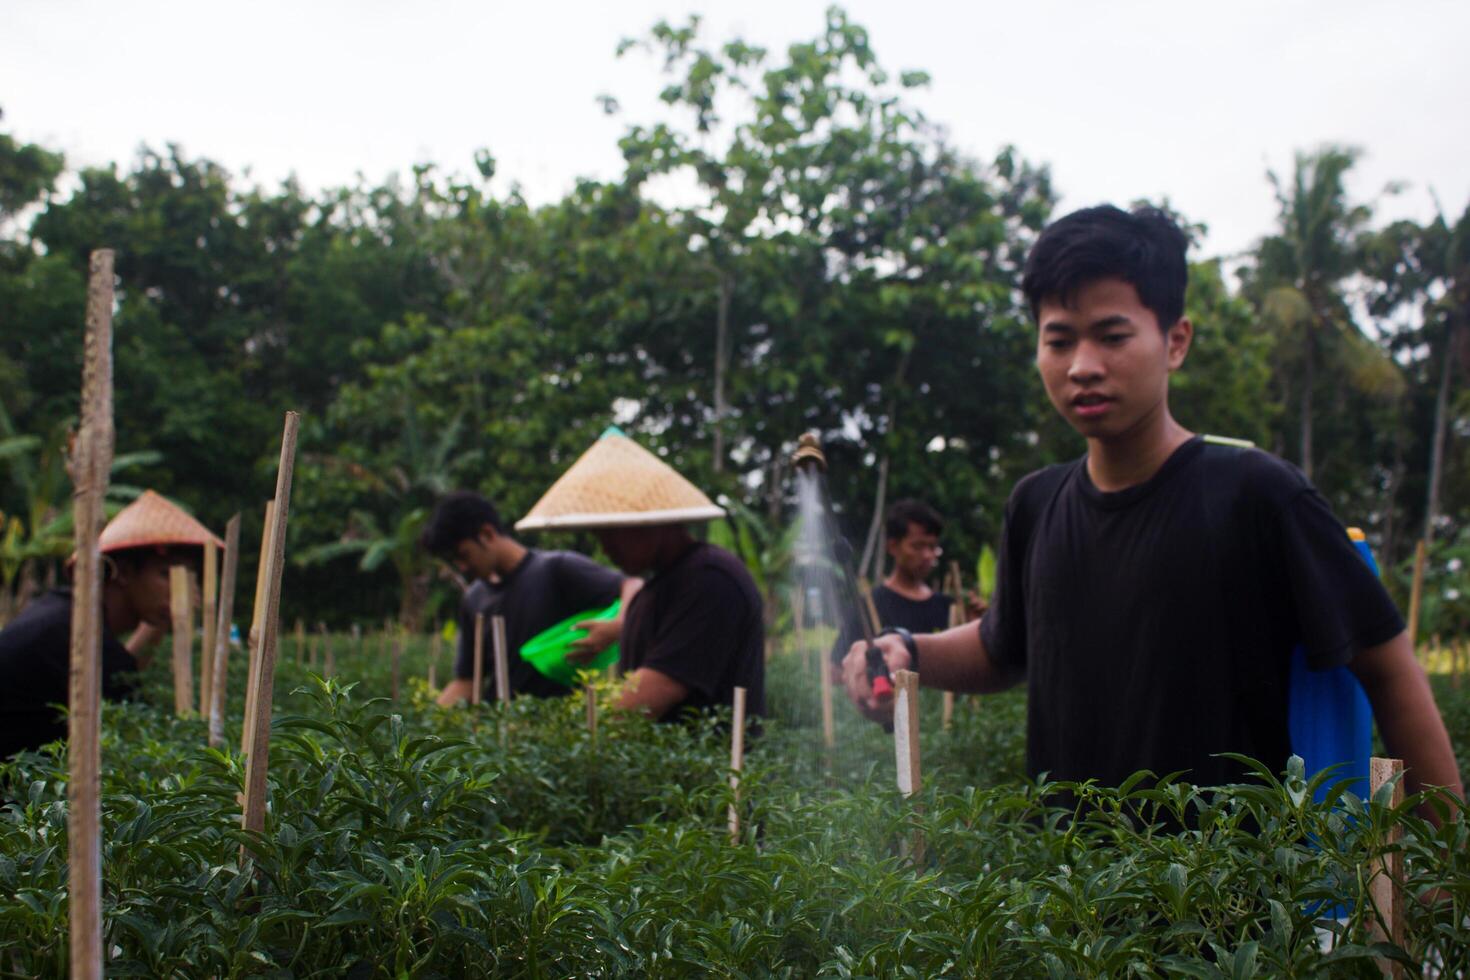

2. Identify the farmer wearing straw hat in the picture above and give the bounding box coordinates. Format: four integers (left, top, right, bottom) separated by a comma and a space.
517, 428, 766, 721
420, 490, 636, 705
0, 491, 221, 758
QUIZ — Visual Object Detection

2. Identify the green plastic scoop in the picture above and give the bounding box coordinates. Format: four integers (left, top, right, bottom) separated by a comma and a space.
519, 600, 621, 686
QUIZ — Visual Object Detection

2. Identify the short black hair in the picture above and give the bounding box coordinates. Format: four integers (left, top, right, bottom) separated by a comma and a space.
885, 499, 943, 541
420, 492, 506, 558
1021, 205, 1189, 330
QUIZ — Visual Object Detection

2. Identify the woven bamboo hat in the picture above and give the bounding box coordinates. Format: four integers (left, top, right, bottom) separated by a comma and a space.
516, 427, 724, 531
99, 490, 224, 553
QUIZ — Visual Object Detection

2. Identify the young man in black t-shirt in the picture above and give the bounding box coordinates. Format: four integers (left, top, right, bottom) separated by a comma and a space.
842, 205, 1462, 807
832, 500, 953, 664
421, 492, 635, 704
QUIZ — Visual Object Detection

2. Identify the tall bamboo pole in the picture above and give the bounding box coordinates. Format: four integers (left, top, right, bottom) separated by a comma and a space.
169, 565, 194, 717
67, 247, 113, 979
240, 500, 274, 755
240, 412, 301, 847
199, 538, 217, 717
208, 515, 241, 748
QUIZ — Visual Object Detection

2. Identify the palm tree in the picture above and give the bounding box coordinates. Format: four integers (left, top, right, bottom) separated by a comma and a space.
1253, 146, 1397, 478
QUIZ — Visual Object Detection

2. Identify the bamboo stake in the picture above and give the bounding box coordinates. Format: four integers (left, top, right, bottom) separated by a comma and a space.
860, 580, 882, 636
585, 681, 598, 742
728, 685, 747, 844
819, 643, 836, 751
200, 538, 217, 717
67, 247, 113, 980
240, 500, 275, 755
390, 624, 401, 701
294, 618, 304, 665
492, 614, 511, 705
472, 613, 485, 705
1407, 540, 1427, 652
208, 515, 241, 748
169, 565, 194, 717
240, 411, 301, 849
1369, 757, 1406, 978
942, 567, 962, 732
893, 668, 924, 863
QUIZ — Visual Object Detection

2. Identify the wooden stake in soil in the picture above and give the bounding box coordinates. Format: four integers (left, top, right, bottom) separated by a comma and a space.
492, 614, 511, 705
208, 514, 241, 748
241, 499, 275, 755
294, 618, 305, 665
1407, 539, 1427, 653
942, 567, 962, 732
892, 668, 924, 863
67, 247, 114, 980
1369, 757, 1406, 978
200, 538, 217, 717
472, 613, 485, 706
240, 411, 301, 848
390, 624, 401, 701
169, 564, 194, 717
585, 682, 598, 743
728, 685, 747, 844
819, 640, 836, 751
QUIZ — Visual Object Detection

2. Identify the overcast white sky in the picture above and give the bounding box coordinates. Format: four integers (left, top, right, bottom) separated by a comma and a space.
3, 0, 1467, 259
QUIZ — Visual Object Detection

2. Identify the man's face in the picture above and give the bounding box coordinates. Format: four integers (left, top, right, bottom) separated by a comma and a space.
886, 522, 941, 581
594, 527, 659, 576
451, 527, 500, 581
1035, 277, 1191, 443
116, 552, 177, 629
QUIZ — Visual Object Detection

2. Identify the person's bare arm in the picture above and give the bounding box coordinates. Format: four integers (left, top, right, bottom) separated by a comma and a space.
568, 577, 644, 663
841, 620, 1023, 724
615, 667, 688, 719
125, 622, 165, 670
1349, 630, 1463, 818
436, 677, 475, 707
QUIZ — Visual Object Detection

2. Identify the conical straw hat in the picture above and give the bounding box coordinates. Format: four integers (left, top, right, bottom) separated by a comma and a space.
516, 428, 724, 531
98, 490, 224, 553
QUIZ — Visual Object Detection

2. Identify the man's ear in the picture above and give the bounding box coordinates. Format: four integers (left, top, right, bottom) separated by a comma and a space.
477, 524, 499, 547
1166, 317, 1193, 371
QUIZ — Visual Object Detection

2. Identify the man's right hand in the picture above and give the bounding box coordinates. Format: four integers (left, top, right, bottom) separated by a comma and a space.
841, 633, 913, 725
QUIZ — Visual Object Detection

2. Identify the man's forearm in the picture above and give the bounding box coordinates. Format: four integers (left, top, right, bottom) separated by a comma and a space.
1352, 633, 1463, 808
915, 621, 1022, 694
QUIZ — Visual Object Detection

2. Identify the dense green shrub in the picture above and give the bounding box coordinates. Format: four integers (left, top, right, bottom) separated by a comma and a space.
1, 636, 1467, 977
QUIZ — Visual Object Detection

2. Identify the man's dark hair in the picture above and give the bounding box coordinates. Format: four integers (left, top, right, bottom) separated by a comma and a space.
885, 499, 943, 541
1021, 205, 1189, 330
421, 492, 506, 558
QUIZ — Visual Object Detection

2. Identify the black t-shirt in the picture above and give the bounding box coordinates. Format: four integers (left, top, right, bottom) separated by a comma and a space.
979, 437, 1404, 789
832, 584, 954, 664
0, 589, 139, 758
454, 549, 623, 699
619, 542, 766, 721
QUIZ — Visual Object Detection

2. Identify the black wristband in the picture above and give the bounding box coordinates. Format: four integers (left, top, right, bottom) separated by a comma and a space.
878, 626, 918, 672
